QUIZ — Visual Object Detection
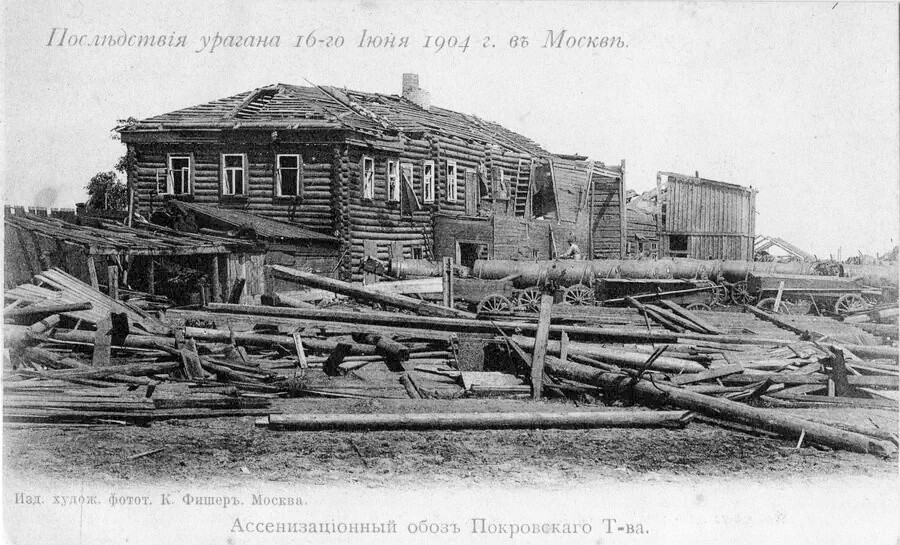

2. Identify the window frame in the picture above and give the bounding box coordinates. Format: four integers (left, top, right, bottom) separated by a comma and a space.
221, 153, 248, 196
446, 160, 458, 203
275, 153, 303, 197
422, 160, 435, 203
361, 156, 375, 200
162, 154, 193, 195
387, 160, 400, 203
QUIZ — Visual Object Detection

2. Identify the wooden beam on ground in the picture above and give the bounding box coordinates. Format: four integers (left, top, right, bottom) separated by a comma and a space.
543, 356, 895, 456
530, 295, 554, 400
292, 333, 308, 370
261, 410, 693, 432
670, 364, 744, 385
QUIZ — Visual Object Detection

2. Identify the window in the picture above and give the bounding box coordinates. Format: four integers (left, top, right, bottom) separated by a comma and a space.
166, 155, 191, 195
276, 154, 302, 197
446, 160, 458, 203
422, 160, 435, 203
361, 156, 375, 199
387, 160, 400, 202
222, 154, 247, 196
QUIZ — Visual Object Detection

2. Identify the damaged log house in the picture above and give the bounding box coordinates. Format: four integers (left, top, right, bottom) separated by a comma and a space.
117, 74, 627, 278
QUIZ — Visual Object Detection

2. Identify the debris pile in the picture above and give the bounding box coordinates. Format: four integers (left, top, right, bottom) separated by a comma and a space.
4, 265, 897, 457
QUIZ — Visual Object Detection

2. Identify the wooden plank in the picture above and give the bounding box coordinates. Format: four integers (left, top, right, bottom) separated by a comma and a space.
530, 295, 554, 400
559, 331, 569, 363
773, 280, 785, 312
91, 315, 113, 367
442, 257, 454, 308
210, 255, 221, 303
107, 266, 119, 301
86, 255, 100, 290
292, 333, 308, 370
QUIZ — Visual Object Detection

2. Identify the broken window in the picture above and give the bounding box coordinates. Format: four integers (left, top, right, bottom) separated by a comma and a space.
387, 160, 400, 202
222, 154, 247, 196
446, 160, 458, 203
275, 154, 302, 197
422, 160, 435, 203
166, 155, 191, 195
669, 235, 688, 257
361, 156, 375, 199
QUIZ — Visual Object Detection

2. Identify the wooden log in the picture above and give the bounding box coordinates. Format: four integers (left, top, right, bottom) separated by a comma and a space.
202, 303, 799, 346
670, 364, 745, 385
4, 302, 92, 320
542, 356, 895, 456
399, 373, 423, 399
46, 327, 377, 356
292, 333, 308, 369
531, 295, 554, 400
839, 344, 898, 360
357, 333, 409, 367
512, 334, 705, 374
27, 314, 61, 335
268, 264, 474, 318
657, 300, 723, 335
261, 410, 692, 432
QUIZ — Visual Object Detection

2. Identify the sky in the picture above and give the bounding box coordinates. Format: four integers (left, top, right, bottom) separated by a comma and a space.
1, 0, 898, 258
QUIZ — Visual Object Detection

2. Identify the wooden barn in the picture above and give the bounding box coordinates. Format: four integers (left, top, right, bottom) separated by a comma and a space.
654, 171, 757, 260
118, 74, 625, 279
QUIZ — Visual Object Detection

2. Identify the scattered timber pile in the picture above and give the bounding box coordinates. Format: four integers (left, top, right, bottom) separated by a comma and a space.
3, 269, 281, 424
4, 264, 897, 457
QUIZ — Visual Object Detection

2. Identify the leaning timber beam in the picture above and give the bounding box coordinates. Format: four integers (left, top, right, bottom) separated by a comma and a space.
268, 264, 474, 319
543, 356, 895, 456
512, 334, 705, 374
259, 410, 693, 432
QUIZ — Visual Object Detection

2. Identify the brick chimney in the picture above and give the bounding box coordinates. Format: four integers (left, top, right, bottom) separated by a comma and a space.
402, 73, 431, 110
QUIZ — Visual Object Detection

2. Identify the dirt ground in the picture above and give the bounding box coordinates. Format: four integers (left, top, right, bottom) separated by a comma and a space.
3, 397, 897, 487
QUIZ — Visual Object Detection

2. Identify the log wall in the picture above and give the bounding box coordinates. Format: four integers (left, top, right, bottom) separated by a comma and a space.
132, 142, 337, 235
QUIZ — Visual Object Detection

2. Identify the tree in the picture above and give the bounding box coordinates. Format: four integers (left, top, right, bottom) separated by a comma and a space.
85, 171, 128, 211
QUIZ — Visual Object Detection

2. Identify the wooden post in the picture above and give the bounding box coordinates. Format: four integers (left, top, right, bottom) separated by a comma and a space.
559, 330, 569, 363
363, 240, 378, 286
147, 259, 155, 295
107, 266, 119, 300
211, 255, 221, 303
92, 314, 112, 367
86, 256, 100, 290
773, 280, 785, 313
442, 257, 454, 308
530, 295, 554, 400
292, 332, 308, 370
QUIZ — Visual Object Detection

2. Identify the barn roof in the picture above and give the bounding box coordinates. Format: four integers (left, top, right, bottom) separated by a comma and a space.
4, 212, 253, 256
118, 83, 549, 156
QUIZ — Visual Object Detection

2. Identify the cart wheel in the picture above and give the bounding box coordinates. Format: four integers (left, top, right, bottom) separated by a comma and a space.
834, 293, 870, 316
756, 297, 810, 315
563, 284, 595, 306
685, 303, 711, 312
477, 294, 513, 314
729, 281, 756, 305
711, 284, 729, 305
516, 287, 543, 312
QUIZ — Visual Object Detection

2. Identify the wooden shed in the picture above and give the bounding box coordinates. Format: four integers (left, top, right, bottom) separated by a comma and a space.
655, 171, 757, 260
4, 212, 259, 303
